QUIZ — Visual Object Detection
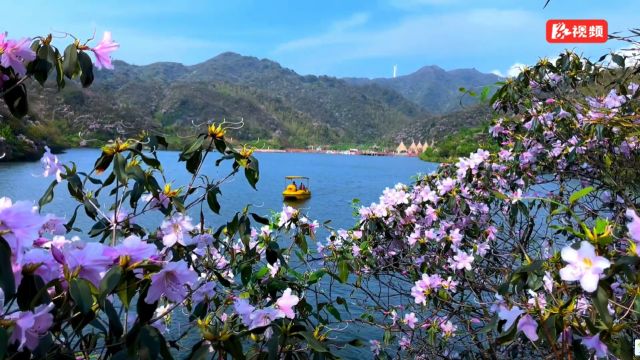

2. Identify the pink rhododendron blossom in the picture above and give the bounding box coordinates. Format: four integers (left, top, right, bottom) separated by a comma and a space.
581, 333, 608, 358
451, 250, 474, 271
91, 31, 119, 70
517, 314, 538, 342
248, 307, 281, 330
234, 298, 255, 327
278, 205, 298, 226
22, 248, 62, 284
559, 241, 610, 292
63, 242, 114, 286
40, 146, 65, 182
543, 271, 554, 293
369, 339, 381, 355
399, 336, 411, 349
626, 208, 640, 243
145, 260, 198, 304
275, 288, 299, 319
0, 197, 45, 260
191, 280, 216, 304
8, 303, 54, 351
404, 312, 418, 329
0, 33, 36, 76
143, 192, 170, 209
497, 306, 523, 331
115, 235, 158, 263
440, 320, 456, 337
160, 213, 195, 247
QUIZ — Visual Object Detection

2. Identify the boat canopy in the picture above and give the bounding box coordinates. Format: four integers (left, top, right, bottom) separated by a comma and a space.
285, 176, 309, 179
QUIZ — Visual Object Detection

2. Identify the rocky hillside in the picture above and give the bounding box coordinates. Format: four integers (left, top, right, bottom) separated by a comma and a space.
0, 52, 498, 160
345, 65, 501, 114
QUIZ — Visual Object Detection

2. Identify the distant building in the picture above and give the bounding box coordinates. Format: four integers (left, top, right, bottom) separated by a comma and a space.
396, 141, 407, 154
408, 140, 418, 154
416, 141, 424, 153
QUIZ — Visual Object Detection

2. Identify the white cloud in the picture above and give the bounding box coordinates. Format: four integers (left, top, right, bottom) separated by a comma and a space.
274, 9, 540, 73
389, 0, 459, 9
275, 12, 369, 53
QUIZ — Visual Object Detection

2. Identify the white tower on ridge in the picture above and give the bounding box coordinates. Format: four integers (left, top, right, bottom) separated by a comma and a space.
393, 65, 397, 78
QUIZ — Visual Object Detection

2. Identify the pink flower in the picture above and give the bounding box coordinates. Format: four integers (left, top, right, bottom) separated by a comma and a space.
40, 146, 65, 183
248, 307, 280, 330
626, 208, 640, 243
115, 235, 158, 263
63, 242, 114, 286
8, 303, 54, 351
403, 312, 418, 329
399, 336, 411, 349
91, 32, 119, 70
440, 320, 456, 337
581, 333, 608, 358
451, 250, 474, 271
517, 314, 538, 342
275, 288, 300, 319
0, 198, 45, 261
497, 305, 523, 331
278, 205, 298, 227
191, 280, 216, 304
369, 339, 381, 355
160, 213, 195, 247
559, 241, 610, 292
21, 248, 62, 284
145, 260, 198, 304
233, 298, 255, 326
0, 33, 36, 76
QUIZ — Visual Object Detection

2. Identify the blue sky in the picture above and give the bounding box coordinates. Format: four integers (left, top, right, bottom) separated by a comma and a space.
5, 0, 638, 78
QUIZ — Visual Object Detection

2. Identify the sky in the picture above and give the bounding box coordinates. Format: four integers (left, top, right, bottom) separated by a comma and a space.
4, 0, 639, 78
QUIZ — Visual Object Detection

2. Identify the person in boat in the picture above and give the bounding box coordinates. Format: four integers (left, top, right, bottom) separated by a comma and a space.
292, 181, 297, 191
299, 183, 306, 191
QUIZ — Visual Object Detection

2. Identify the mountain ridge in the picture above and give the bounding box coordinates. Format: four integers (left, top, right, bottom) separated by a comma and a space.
0, 51, 497, 161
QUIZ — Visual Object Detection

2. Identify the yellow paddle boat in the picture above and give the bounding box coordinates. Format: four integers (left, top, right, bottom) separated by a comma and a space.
282, 176, 311, 200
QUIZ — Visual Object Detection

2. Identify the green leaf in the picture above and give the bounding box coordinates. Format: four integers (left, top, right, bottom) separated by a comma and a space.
325, 304, 342, 321
222, 335, 245, 360
251, 213, 270, 225
0, 238, 16, 301
569, 187, 594, 205
297, 331, 329, 353
77, 51, 94, 87
102, 298, 124, 338
244, 156, 260, 189
113, 153, 128, 184
206, 186, 221, 214
63, 43, 79, 78
100, 266, 123, 299
611, 53, 625, 68
136, 325, 173, 360
17, 274, 49, 310
2, 78, 29, 118
70, 278, 94, 314
54, 48, 65, 89
594, 285, 613, 328
338, 261, 349, 283
137, 283, 158, 323
38, 180, 58, 210
0, 328, 7, 359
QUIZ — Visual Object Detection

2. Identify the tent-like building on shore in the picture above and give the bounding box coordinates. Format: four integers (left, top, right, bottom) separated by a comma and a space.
396, 141, 407, 154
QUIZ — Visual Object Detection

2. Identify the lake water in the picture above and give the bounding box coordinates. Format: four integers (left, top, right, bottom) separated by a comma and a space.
0, 148, 437, 357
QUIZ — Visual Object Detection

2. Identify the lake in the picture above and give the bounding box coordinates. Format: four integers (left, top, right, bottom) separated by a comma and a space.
0, 148, 437, 357
0, 148, 435, 231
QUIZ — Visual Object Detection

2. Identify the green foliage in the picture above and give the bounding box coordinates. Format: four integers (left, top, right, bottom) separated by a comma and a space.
420, 123, 500, 162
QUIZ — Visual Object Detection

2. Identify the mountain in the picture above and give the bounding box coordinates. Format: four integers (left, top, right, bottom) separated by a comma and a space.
0, 52, 498, 161
344, 65, 501, 114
